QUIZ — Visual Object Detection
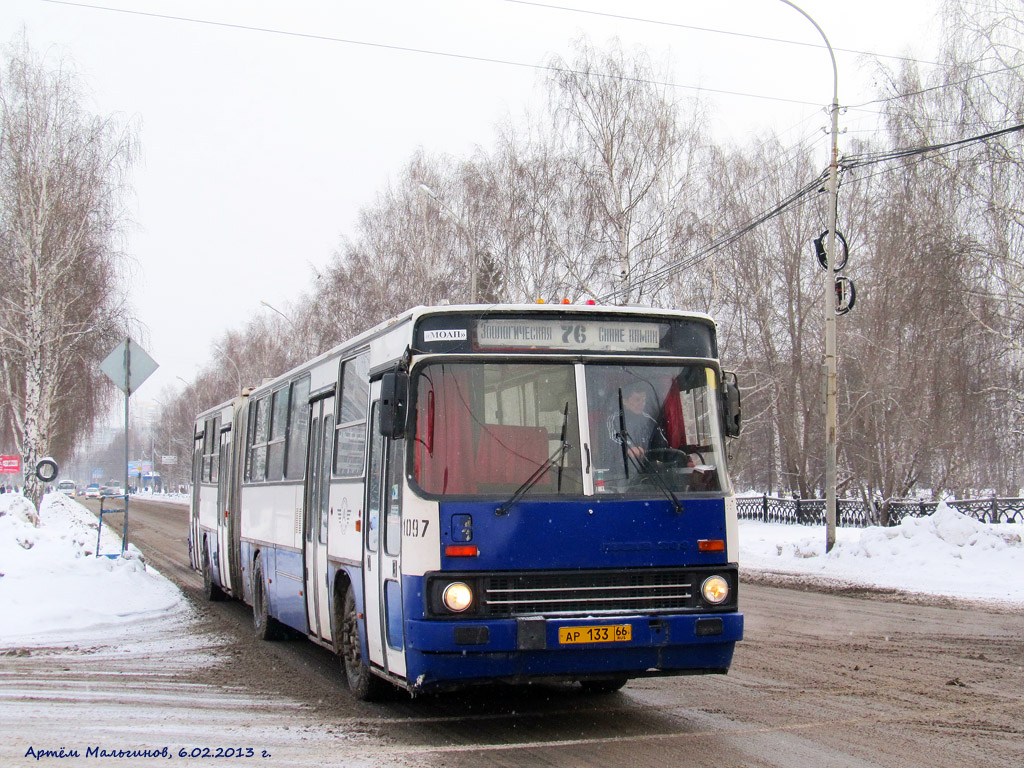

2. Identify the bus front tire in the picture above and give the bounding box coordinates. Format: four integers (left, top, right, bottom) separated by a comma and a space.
340, 585, 389, 701
252, 557, 283, 641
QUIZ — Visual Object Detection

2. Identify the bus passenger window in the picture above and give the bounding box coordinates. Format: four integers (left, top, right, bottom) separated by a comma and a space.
248, 397, 269, 482
267, 387, 289, 481
285, 376, 310, 479
335, 352, 370, 477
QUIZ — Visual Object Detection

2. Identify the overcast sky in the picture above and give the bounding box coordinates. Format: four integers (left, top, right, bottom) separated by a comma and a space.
2, 0, 946, 408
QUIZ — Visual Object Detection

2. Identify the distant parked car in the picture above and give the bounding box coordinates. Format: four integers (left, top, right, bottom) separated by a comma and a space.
57, 480, 76, 497
85, 484, 101, 498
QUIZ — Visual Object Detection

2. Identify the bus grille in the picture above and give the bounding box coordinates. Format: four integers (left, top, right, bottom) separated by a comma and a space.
480, 568, 699, 617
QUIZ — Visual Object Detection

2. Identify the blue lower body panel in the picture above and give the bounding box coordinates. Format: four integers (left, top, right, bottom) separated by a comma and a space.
403, 613, 742, 690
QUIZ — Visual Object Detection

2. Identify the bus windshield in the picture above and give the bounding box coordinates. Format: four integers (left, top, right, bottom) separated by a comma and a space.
586, 363, 727, 496
412, 362, 584, 497
411, 360, 727, 498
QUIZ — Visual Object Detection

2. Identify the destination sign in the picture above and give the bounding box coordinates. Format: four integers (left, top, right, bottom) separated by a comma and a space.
476, 319, 666, 352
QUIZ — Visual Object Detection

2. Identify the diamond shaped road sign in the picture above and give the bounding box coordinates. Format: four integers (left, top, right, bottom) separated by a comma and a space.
100, 338, 159, 395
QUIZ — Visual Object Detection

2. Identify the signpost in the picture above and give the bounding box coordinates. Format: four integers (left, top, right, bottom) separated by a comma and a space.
0, 455, 20, 474
100, 338, 158, 553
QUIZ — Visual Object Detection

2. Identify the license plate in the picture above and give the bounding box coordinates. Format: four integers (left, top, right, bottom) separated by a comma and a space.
558, 625, 632, 644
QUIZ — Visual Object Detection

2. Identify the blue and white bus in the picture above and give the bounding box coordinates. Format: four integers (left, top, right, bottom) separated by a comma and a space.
189, 304, 743, 698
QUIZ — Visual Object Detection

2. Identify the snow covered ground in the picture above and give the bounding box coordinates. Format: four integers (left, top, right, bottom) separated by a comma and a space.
0, 491, 190, 646
739, 504, 1024, 605
0, 493, 1021, 648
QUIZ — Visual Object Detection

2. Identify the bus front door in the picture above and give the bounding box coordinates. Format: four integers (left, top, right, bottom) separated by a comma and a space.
304, 396, 334, 642
363, 396, 407, 680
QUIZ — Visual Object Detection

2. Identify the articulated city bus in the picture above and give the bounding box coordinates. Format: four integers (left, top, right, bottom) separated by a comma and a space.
189, 304, 743, 699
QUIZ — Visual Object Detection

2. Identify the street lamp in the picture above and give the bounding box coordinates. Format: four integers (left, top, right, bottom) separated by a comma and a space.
260, 300, 295, 328
418, 183, 478, 304
212, 343, 244, 394
777, 0, 840, 552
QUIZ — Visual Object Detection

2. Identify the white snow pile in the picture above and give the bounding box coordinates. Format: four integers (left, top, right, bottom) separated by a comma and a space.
739, 502, 1024, 605
0, 491, 188, 645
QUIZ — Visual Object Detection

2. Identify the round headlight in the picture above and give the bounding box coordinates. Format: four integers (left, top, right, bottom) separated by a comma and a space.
701, 575, 730, 605
442, 582, 474, 612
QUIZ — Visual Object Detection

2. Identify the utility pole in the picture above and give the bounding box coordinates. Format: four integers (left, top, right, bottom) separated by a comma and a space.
777, 0, 840, 551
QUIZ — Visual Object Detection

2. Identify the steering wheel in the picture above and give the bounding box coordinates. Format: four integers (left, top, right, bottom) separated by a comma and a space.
645, 447, 689, 466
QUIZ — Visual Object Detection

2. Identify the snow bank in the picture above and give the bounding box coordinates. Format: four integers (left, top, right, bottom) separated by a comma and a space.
739, 502, 1024, 605
0, 492, 188, 645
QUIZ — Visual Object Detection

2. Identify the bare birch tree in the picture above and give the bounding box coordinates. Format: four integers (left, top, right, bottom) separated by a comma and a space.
0, 39, 135, 506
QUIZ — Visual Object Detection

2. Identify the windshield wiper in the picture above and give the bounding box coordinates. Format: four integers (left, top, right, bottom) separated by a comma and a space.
616, 423, 685, 516
556, 401, 570, 493
495, 440, 572, 517
496, 402, 572, 516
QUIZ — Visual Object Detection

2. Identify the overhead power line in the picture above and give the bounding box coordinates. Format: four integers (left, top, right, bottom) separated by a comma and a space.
44, 1, 1021, 126
505, 0, 943, 68
41, 0, 824, 107
847, 61, 1024, 109
604, 121, 1024, 303
596, 171, 827, 304
843, 121, 1024, 168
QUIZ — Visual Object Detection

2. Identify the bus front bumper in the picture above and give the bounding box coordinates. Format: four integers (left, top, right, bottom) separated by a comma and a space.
403, 612, 743, 688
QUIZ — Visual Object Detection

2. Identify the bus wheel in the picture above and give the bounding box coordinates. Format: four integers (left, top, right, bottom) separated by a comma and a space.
252, 556, 282, 641
202, 541, 225, 602
340, 584, 389, 701
579, 677, 628, 694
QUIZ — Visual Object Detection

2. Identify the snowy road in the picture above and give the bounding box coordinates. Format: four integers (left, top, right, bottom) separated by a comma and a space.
1, 498, 1022, 767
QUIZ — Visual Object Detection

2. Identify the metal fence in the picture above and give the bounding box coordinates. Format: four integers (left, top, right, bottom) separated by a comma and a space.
736, 494, 1024, 527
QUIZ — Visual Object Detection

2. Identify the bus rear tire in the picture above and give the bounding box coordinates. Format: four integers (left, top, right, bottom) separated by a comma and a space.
202, 541, 225, 602
340, 584, 389, 701
252, 556, 283, 641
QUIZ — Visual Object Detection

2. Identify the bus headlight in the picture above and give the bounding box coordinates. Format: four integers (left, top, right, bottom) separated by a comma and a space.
443, 582, 474, 613
701, 575, 730, 605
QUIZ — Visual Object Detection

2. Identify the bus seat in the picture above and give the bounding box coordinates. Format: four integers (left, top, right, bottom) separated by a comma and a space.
475, 424, 551, 490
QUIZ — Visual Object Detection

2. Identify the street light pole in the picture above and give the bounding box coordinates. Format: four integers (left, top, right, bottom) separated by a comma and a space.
777, 0, 840, 551
212, 343, 244, 394
418, 183, 477, 303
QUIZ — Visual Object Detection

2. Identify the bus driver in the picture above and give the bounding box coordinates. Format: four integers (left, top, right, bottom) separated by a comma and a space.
609, 381, 668, 464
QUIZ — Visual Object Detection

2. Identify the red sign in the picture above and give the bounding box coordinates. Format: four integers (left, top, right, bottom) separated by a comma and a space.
0, 455, 21, 474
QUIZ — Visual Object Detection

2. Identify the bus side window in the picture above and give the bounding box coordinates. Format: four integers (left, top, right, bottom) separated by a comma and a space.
335, 352, 370, 477
285, 376, 310, 479
210, 416, 220, 483
248, 397, 269, 482
267, 387, 289, 481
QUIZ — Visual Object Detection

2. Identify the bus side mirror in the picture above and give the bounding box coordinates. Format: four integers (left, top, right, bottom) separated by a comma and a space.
380, 370, 408, 439
721, 375, 741, 438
